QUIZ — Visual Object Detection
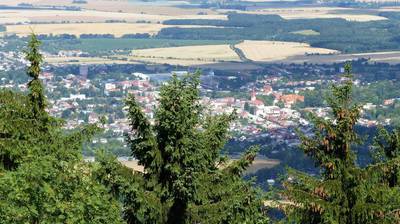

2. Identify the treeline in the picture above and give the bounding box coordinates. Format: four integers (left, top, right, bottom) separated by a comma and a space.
296, 80, 400, 108
159, 12, 400, 53
163, 14, 283, 27
296, 80, 400, 126
32, 33, 151, 40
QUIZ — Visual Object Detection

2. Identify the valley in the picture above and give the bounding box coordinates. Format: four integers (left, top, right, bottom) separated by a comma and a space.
1, 0, 400, 204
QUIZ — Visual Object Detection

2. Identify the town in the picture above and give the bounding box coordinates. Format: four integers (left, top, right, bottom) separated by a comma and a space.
1, 47, 399, 157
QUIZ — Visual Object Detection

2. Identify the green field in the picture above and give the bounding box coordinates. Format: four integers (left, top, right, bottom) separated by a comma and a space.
41, 38, 240, 55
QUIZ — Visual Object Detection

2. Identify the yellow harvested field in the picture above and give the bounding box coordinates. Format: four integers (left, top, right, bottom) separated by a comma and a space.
120, 158, 279, 174
0, 0, 41, 5
0, 9, 227, 24
379, 7, 400, 12
0, 0, 218, 16
120, 160, 144, 173
236, 40, 339, 62
219, 7, 387, 22
219, 158, 280, 174
125, 57, 220, 66
5, 23, 220, 37
129, 45, 240, 66
244, 159, 280, 174
73, 0, 217, 15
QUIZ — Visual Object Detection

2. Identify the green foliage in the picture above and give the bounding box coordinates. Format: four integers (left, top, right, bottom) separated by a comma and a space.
353, 80, 400, 105
0, 34, 123, 223
373, 127, 400, 187
0, 157, 122, 224
296, 80, 400, 123
282, 63, 400, 223
99, 72, 268, 223
296, 88, 327, 108
25, 33, 46, 116
257, 95, 275, 106
93, 151, 163, 224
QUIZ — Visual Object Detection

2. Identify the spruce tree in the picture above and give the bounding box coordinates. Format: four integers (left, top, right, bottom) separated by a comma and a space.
25, 33, 46, 117
282, 64, 400, 223
97, 72, 268, 223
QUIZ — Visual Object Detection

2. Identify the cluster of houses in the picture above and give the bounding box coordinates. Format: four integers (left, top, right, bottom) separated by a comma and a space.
203, 83, 305, 136
0, 62, 398, 145
32, 70, 308, 140
0, 51, 25, 72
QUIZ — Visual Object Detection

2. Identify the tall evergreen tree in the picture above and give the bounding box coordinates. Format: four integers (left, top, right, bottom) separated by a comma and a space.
282, 63, 400, 223
0, 34, 123, 223
25, 33, 46, 117
96, 72, 268, 223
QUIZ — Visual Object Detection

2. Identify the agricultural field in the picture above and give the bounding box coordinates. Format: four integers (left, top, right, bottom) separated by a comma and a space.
244, 158, 281, 175
4, 23, 220, 37
121, 157, 280, 174
2, 0, 400, 67
0, 9, 227, 24
128, 44, 241, 66
218, 7, 387, 22
283, 51, 400, 64
2, 0, 216, 15
235, 40, 339, 62
41, 38, 238, 54
379, 6, 400, 11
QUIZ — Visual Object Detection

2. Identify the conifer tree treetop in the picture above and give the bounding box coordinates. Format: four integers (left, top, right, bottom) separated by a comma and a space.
25, 32, 46, 116
282, 63, 400, 224
122, 72, 268, 224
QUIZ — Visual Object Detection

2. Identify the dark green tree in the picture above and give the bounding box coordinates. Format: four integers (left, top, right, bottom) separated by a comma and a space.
25, 33, 46, 117
98, 72, 268, 223
282, 63, 400, 223
363, 127, 400, 222
0, 34, 123, 223
371, 126, 400, 190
